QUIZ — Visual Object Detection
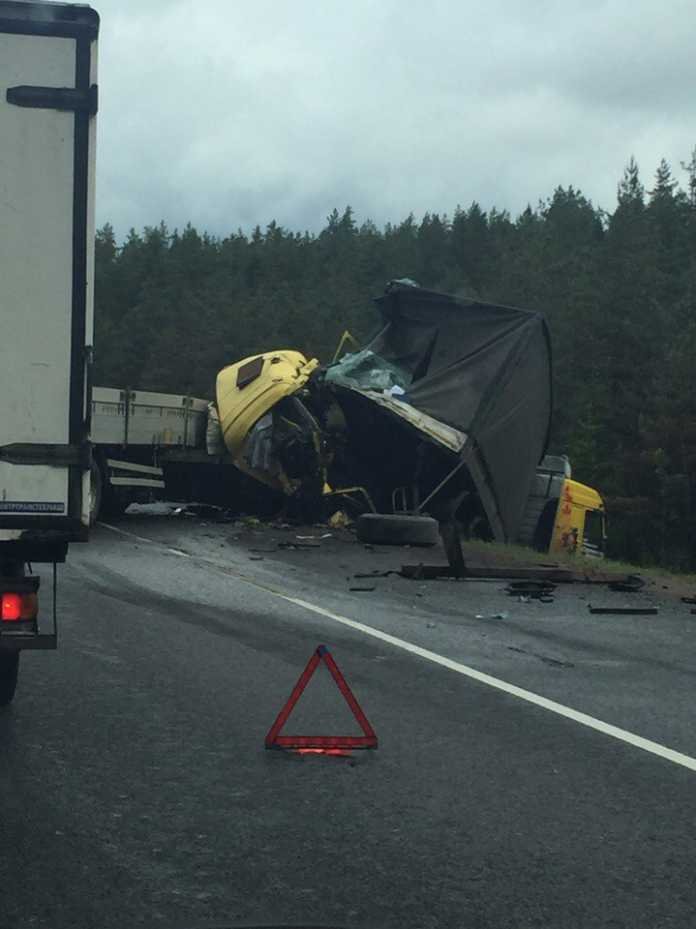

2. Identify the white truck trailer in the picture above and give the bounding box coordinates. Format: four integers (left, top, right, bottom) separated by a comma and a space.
89, 387, 215, 520
0, 1, 99, 703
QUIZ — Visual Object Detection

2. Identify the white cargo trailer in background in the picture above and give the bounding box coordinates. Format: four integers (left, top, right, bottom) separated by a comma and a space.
89, 387, 213, 520
0, 1, 99, 703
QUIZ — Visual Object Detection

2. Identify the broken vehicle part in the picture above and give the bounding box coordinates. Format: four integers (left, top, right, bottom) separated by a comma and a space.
399, 563, 577, 582
608, 576, 645, 593
588, 606, 659, 615
505, 580, 557, 600
353, 570, 400, 579
324, 486, 377, 515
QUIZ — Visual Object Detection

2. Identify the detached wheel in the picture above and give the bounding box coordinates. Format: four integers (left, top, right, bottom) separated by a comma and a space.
356, 513, 440, 546
0, 652, 19, 707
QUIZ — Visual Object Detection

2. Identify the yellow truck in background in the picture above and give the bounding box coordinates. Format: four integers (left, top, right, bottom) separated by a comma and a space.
517, 455, 606, 557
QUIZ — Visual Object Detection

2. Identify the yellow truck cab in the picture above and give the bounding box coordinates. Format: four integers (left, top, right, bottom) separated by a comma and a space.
517, 455, 606, 557
215, 350, 321, 493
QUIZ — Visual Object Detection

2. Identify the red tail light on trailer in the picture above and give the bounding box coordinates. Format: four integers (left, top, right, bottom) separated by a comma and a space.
1, 592, 38, 622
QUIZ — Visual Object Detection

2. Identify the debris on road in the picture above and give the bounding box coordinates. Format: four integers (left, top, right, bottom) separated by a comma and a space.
475, 611, 509, 620
505, 580, 556, 602
508, 646, 575, 668
353, 569, 400, 579
329, 511, 352, 530
277, 541, 321, 550
608, 575, 645, 593
400, 562, 576, 582
588, 605, 659, 615
167, 502, 239, 521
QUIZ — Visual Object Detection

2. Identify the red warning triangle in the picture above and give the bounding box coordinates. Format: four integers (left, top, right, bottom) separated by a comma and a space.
265, 645, 378, 751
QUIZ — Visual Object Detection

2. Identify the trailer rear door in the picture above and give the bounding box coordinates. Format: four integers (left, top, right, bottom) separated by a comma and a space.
0, 2, 99, 542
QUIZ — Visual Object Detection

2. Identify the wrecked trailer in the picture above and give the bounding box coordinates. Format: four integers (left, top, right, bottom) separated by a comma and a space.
323, 283, 553, 542
215, 283, 552, 543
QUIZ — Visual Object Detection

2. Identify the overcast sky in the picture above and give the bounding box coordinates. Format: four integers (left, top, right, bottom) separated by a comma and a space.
95, 0, 696, 240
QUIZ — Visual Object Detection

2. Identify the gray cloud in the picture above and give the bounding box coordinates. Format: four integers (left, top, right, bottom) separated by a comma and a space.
94, 0, 696, 239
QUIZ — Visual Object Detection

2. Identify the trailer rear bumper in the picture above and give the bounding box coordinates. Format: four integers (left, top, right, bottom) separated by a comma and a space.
0, 632, 57, 651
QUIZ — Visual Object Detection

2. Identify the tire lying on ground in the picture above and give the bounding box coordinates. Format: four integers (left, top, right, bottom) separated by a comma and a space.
356, 513, 440, 546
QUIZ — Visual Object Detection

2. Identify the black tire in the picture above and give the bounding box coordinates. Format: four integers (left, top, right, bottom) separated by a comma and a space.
0, 652, 19, 707
356, 513, 440, 546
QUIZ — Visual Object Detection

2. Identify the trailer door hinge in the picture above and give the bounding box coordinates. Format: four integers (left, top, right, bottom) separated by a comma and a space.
6, 84, 98, 116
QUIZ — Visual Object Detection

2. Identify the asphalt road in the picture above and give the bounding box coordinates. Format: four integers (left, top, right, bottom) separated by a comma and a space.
2, 515, 696, 929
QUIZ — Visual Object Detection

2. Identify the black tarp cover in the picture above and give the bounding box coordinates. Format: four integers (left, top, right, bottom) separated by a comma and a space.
367, 285, 552, 542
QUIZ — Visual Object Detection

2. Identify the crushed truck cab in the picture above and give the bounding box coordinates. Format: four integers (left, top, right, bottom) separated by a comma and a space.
216, 351, 322, 496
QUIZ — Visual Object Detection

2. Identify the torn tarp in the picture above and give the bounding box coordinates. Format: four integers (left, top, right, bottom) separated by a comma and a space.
362, 285, 552, 542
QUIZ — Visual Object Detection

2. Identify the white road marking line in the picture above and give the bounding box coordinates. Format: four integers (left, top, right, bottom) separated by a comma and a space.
94, 521, 696, 773
98, 521, 152, 545
99, 522, 191, 559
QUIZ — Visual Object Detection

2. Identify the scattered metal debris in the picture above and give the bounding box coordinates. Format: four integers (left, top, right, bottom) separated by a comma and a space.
608, 575, 645, 593
353, 569, 400, 579
329, 511, 352, 530
475, 611, 509, 620
400, 563, 575, 582
277, 541, 321, 550
588, 605, 658, 615
505, 580, 556, 602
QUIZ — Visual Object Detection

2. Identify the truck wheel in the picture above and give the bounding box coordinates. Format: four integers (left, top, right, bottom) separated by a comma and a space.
89, 461, 103, 525
356, 513, 440, 546
0, 652, 19, 707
